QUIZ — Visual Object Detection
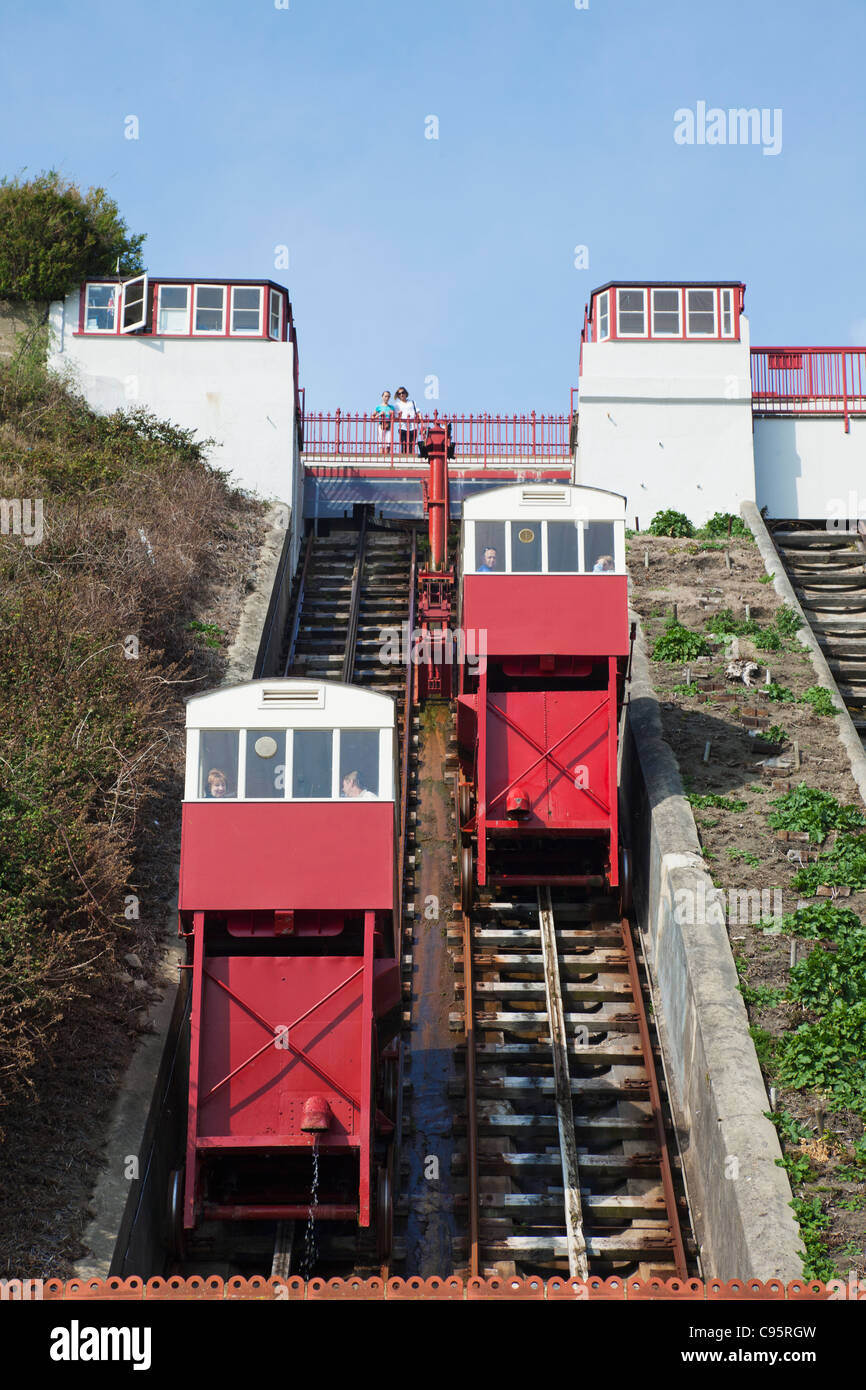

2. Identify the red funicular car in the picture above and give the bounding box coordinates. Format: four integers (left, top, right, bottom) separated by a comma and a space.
455, 483, 632, 911
176, 678, 401, 1253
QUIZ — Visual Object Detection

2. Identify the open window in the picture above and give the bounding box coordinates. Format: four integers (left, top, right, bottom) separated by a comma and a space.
120, 274, 149, 333
269, 289, 283, 340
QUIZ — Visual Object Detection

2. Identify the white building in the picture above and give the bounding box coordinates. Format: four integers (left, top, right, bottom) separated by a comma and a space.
48, 274, 302, 511
574, 281, 866, 525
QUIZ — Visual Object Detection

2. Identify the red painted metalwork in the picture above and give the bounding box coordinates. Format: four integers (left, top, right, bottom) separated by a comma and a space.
302, 410, 571, 463
463, 574, 629, 657
751, 347, 866, 432
416, 424, 456, 699
457, 545, 631, 897
178, 768, 400, 1233
179, 802, 394, 911
26, 1275, 850, 1299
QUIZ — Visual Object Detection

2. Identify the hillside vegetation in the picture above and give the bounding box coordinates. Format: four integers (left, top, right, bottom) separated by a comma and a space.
0, 342, 259, 1112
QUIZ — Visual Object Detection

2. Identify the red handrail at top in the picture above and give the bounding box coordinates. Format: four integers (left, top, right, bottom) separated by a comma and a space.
301, 410, 572, 463
751, 348, 866, 432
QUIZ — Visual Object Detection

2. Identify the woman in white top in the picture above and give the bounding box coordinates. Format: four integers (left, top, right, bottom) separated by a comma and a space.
394, 387, 419, 454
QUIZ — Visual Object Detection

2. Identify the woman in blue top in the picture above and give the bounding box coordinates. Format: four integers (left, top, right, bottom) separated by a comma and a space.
375, 390, 395, 451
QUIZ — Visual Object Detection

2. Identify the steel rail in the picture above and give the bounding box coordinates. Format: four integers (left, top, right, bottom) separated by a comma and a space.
281, 530, 313, 676
537, 887, 588, 1279
340, 511, 368, 684
396, 530, 417, 962
462, 895, 480, 1279
619, 914, 689, 1279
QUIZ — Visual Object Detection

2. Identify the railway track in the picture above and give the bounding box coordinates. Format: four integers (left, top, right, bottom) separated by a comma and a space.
768, 520, 866, 733
451, 873, 693, 1280
278, 515, 418, 1275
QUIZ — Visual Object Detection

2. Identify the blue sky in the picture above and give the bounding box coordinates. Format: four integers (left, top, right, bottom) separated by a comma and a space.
2, 0, 865, 414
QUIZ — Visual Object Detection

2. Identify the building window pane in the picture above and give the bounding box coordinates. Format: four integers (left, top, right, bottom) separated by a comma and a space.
195, 285, 225, 333
547, 521, 580, 572
474, 521, 505, 572
687, 288, 716, 336
583, 522, 616, 573
510, 520, 542, 573
652, 288, 680, 336
292, 729, 333, 799
158, 285, 189, 334
598, 291, 609, 340
231, 286, 262, 334
340, 731, 380, 800
617, 289, 645, 335
721, 288, 733, 336
269, 290, 282, 340
245, 729, 286, 799
199, 731, 239, 799
85, 283, 117, 332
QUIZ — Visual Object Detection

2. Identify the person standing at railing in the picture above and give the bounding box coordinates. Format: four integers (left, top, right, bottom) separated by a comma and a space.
374, 390, 396, 452
394, 386, 419, 454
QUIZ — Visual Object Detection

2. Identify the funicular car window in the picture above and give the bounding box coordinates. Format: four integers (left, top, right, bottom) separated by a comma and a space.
510, 521, 542, 573
339, 730, 380, 800
199, 731, 239, 799
474, 521, 505, 572
547, 521, 580, 572
245, 729, 286, 799
584, 521, 617, 573
292, 729, 333, 799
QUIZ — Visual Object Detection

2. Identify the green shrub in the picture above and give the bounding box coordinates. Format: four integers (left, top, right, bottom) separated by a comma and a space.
788, 937, 866, 1011
701, 511, 749, 538
800, 686, 837, 717
0, 171, 144, 302
651, 620, 711, 662
766, 681, 796, 703
777, 1000, 866, 1115
790, 1196, 837, 1280
767, 784, 866, 844
775, 605, 804, 637
792, 834, 866, 894
648, 509, 694, 538
764, 903, 863, 940
686, 792, 748, 811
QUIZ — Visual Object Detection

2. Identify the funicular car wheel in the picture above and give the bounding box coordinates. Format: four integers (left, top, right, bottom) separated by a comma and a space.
619, 843, 633, 916
375, 1151, 394, 1263
461, 843, 475, 916
457, 781, 474, 829
167, 1167, 186, 1262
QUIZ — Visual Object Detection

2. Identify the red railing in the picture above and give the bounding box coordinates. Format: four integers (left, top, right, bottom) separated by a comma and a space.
751, 348, 866, 431
300, 410, 571, 464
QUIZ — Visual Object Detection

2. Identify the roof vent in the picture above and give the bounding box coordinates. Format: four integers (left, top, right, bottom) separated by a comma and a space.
520, 487, 568, 505
259, 685, 324, 709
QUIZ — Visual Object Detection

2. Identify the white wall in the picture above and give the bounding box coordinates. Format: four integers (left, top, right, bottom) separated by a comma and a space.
754, 416, 866, 520
48, 292, 298, 505
575, 319, 756, 528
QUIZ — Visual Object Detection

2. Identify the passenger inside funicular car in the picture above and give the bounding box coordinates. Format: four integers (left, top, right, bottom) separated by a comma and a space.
471, 516, 618, 574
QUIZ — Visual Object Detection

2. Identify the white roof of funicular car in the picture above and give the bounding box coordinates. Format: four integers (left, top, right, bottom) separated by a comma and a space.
186, 679, 397, 731
462, 483, 627, 522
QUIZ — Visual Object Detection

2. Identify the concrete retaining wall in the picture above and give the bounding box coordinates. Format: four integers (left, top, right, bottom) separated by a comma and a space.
622, 633, 803, 1280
